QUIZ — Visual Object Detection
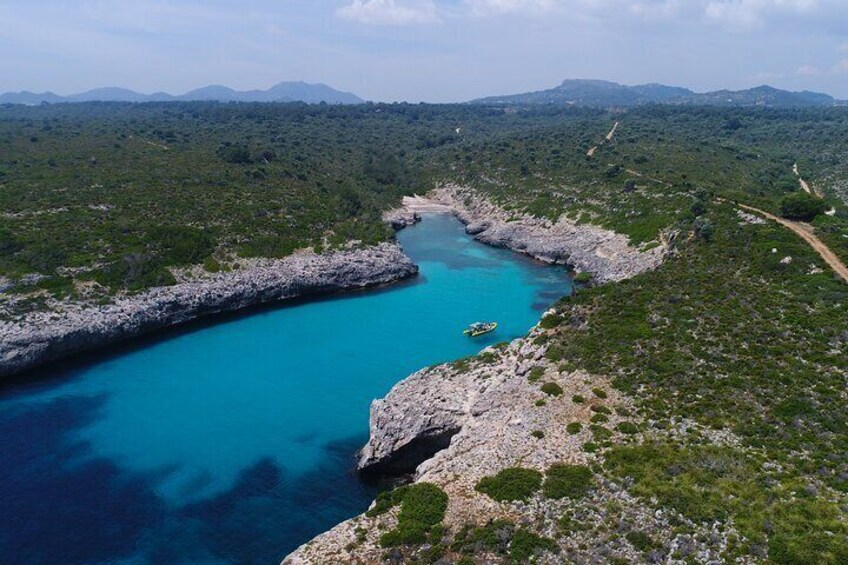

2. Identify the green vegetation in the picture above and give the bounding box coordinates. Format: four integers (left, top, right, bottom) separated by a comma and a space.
540, 382, 563, 396
374, 483, 449, 547
452, 520, 557, 563
780, 192, 828, 221
508, 529, 558, 562
542, 464, 593, 500
475, 468, 543, 502
3, 99, 848, 564
626, 531, 656, 553
527, 366, 545, 382
615, 421, 639, 434
606, 443, 848, 562
573, 272, 593, 284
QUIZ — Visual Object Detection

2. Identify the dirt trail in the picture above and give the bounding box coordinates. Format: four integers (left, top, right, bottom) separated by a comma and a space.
587, 121, 619, 158
735, 202, 848, 283
793, 162, 814, 195
605, 121, 619, 141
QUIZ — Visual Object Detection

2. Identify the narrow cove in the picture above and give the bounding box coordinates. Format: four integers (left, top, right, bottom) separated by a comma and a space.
0, 213, 573, 564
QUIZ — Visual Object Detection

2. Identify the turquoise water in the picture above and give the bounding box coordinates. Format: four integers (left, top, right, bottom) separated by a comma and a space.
0, 214, 572, 564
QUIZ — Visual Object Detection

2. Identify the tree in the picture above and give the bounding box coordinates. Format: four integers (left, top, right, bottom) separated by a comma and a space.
694, 217, 714, 241
780, 192, 827, 221
217, 144, 252, 164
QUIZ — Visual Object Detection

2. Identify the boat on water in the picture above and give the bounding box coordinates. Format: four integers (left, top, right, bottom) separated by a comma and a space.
463, 321, 498, 337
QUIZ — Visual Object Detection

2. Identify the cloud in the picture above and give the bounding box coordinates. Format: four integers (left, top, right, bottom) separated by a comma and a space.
796, 64, 820, 76
704, 0, 819, 30
336, 0, 440, 25
464, 0, 557, 17
833, 59, 848, 74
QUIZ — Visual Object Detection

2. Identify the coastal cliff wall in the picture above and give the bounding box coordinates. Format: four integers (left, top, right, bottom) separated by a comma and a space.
0, 243, 417, 378
400, 186, 667, 283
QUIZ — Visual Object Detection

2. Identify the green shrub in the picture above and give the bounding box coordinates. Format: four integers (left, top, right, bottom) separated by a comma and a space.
582, 442, 599, 453
626, 531, 656, 552
528, 366, 545, 382
203, 256, 221, 273
566, 422, 582, 434
572, 394, 586, 404
780, 192, 827, 221
541, 382, 564, 397
592, 388, 608, 399
558, 513, 588, 534
590, 405, 611, 415
543, 464, 593, 500
573, 272, 593, 284
531, 430, 545, 439
539, 313, 562, 329
509, 529, 558, 562
590, 414, 609, 423
475, 468, 543, 502
616, 421, 639, 434
535, 399, 547, 407
379, 483, 448, 547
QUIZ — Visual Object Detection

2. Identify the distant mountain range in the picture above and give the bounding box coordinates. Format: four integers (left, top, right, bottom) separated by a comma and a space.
0, 81, 364, 106
471, 79, 846, 108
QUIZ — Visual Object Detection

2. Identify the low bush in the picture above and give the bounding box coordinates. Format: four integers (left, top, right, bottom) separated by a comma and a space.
528, 366, 545, 383
509, 529, 558, 562
626, 531, 656, 552
475, 467, 543, 502
541, 382, 564, 396
543, 464, 593, 500
378, 483, 448, 547
780, 192, 827, 221
616, 421, 639, 434
566, 422, 582, 434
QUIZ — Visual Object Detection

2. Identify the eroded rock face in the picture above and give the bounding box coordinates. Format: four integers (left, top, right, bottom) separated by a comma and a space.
0, 243, 417, 378
423, 186, 667, 283
284, 337, 634, 564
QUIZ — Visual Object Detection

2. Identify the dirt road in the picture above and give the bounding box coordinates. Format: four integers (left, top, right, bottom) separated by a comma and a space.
736, 202, 848, 283
587, 122, 619, 158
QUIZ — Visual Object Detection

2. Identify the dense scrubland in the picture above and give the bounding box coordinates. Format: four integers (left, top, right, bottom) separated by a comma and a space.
2, 101, 847, 563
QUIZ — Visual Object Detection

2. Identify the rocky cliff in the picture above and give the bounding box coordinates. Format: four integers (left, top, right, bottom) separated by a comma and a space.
0, 243, 417, 378
284, 331, 732, 564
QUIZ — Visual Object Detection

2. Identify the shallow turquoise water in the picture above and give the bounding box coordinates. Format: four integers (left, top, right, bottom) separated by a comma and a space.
0, 213, 572, 564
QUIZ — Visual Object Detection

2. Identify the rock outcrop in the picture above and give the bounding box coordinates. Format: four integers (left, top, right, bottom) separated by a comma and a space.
406, 186, 667, 283
285, 331, 736, 565
0, 243, 417, 378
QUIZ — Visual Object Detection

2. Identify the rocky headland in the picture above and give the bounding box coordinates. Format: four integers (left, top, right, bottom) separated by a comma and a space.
284, 329, 732, 564
0, 243, 417, 378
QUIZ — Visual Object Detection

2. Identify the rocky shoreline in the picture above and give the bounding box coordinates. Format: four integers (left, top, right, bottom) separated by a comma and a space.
0, 243, 417, 379
398, 186, 667, 283
283, 189, 676, 564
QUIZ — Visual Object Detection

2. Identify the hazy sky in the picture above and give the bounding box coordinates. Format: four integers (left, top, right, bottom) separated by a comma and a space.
1, 0, 847, 102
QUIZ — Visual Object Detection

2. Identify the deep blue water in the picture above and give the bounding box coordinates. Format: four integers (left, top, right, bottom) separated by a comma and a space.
0, 214, 572, 564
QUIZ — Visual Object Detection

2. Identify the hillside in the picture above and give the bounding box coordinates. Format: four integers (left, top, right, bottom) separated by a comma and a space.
472, 79, 843, 108
1, 101, 847, 563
